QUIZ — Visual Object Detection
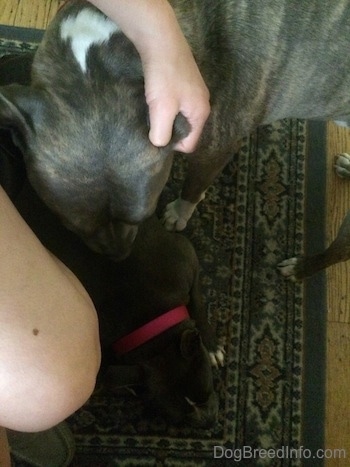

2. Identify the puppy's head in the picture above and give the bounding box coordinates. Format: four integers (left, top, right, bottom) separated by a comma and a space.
0, 83, 189, 260
141, 327, 218, 428
104, 325, 218, 428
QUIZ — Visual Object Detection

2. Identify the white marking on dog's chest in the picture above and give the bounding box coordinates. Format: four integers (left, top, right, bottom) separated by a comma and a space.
60, 9, 119, 72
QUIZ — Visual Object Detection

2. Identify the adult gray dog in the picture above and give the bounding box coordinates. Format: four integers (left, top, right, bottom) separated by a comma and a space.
0, 0, 350, 270
0, 53, 222, 428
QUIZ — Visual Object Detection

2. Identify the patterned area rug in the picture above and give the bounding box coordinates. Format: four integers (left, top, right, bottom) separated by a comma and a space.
0, 26, 327, 467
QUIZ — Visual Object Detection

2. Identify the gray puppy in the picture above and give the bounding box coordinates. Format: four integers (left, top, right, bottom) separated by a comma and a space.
9, 175, 221, 428
1, 0, 350, 273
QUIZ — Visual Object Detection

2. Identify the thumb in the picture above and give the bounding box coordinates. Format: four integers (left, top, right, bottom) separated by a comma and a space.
147, 98, 179, 147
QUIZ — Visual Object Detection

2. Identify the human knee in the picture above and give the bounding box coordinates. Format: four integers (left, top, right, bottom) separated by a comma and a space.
0, 329, 101, 432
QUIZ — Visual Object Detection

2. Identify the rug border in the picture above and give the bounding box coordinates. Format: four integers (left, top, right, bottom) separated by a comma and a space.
0, 24, 44, 43
302, 120, 327, 466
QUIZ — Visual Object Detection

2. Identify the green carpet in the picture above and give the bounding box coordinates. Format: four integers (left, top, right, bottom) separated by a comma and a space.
0, 26, 327, 467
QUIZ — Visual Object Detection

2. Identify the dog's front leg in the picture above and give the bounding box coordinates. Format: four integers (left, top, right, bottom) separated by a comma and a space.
188, 267, 225, 368
163, 145, 239, 231
278, 210, 350, 280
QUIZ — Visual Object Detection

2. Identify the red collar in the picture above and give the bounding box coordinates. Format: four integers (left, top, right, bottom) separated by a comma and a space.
112, 305, 190, 355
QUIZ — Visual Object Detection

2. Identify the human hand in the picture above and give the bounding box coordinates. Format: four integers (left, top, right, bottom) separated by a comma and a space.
143, 43, 210, 153
89, 0, 210, 152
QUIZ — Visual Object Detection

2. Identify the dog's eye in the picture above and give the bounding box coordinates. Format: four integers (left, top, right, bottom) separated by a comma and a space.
185, 396, 207, 408
185, 396, 196, 407
185, 396, 209, 408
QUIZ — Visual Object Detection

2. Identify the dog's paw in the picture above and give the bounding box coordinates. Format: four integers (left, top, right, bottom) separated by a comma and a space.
162, 199, 189, 231
209, 346, 225, 368
277, 257, 299, 282
335, 153, 350, 178
162, 198, 198, 231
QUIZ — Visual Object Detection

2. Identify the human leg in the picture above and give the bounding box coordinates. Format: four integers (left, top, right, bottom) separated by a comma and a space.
0, 186, 101, 432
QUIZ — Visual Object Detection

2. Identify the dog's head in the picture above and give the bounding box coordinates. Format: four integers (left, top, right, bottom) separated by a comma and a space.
143, 328, 218, 428
0, 83, 189, 260
104, 326, 218, 428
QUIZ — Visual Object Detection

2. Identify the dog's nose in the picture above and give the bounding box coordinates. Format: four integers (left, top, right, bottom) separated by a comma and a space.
187, 393, 218, 428
200, 418, 216, 430
84, 221, 138, 260
186, 410, 217, 429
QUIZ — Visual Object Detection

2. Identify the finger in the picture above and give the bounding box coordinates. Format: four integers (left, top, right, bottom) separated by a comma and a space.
173, 109, 209, 153
173, 126, 203, 153
148, 98, 179, 147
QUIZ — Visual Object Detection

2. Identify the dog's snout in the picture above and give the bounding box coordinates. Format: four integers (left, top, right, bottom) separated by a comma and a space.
83, 221, 138, 260
185, 392, 218, 428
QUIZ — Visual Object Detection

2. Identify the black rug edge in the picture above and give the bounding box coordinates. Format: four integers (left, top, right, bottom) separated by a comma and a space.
0, 24, 44, 42
302, 120, 327, 466
0, 25, 328, 464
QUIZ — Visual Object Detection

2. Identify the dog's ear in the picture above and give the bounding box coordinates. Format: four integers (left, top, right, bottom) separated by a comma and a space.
180, 328, 203, 360
171, 112, 191, 145
0, 53, 34, 86
147, 111, 191, 149
0, 84, 46, 149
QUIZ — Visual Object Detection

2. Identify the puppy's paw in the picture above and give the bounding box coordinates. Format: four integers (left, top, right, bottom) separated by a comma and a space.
277, 257, 299, 282
162, 198, 198, 231
335, 153, 350, 178
209, 346, 225, 368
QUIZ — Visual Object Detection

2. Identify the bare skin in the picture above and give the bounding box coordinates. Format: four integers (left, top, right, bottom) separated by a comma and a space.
0, 186, 101, 433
